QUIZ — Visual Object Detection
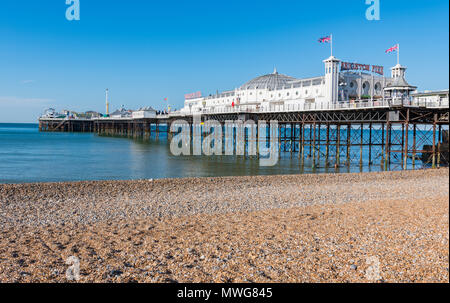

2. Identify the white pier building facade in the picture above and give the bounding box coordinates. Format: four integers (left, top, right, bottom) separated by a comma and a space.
180, 56, 419, 114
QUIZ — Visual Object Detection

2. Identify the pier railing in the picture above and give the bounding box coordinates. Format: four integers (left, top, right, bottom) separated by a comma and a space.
191, 97, 449, 116
39, 97, 449, 121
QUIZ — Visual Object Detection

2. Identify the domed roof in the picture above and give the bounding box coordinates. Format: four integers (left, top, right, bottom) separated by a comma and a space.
239, 68, 298, 90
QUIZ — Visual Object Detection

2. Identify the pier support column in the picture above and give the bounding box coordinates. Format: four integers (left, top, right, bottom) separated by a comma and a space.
325, 124, 330, 167
312, 123, 316, 168
412, 124, 416, 168
385, 122, 391, 171
298, 123, 302, 160
300, 122, 305, 166
279, 123, 282, 158
156, 122, 159, 140
145, 122, 150, 140
256, 123, 259, 159
437, 124, 442, 168
368, 123, 372, 165
432, 114, 437, 168
360, 123, 364, 169
404, 110, 409, 170
289, 123, 295, 158
308, 124, 312, 158
381, 123, 385, 167
317, 124, 321, 164
346, 124, 351, 166
336, 124, 340, 168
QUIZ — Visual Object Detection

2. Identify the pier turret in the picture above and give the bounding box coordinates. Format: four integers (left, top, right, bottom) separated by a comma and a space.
323, 56, 341, 104
384, 64, 417, 99
391, 63, 407, 79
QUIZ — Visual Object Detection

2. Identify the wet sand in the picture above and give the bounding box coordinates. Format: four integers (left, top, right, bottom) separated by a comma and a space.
0, 169, 448, 282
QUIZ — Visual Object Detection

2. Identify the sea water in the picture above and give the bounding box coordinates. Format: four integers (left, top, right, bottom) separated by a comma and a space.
0, 123, 438, 184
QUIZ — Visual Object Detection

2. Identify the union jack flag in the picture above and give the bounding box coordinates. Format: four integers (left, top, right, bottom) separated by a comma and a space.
318, 36, 331, 43
385, 44, 398, 53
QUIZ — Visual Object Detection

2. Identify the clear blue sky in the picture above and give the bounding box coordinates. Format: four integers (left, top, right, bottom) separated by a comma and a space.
0, 0, 448, 122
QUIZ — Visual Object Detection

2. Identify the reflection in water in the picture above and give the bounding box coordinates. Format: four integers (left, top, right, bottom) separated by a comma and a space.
0, 123, 441, 184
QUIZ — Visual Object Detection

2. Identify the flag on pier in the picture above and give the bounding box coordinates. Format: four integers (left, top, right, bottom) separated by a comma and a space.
319, 34, 333, 56
386, 44, 400, 65
385, 44, 398, 53
318, 36, 331, 43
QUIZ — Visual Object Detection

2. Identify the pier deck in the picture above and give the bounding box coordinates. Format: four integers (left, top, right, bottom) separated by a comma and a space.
39, 102, 449, 170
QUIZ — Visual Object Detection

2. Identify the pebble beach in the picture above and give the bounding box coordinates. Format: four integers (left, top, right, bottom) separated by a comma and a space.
0, 169, 448, 283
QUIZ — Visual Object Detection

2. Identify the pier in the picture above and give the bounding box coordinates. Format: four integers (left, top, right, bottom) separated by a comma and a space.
39, 97, 449, 170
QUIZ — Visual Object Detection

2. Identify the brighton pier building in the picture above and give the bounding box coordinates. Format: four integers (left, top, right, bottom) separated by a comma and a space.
180, 56, 418, 114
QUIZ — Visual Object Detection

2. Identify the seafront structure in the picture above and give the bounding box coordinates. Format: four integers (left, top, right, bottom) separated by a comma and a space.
39, 55, 449, 170
180, 55, 398, 114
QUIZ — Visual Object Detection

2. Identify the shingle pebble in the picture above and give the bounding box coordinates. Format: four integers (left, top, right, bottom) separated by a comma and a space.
0, 169, 448, 283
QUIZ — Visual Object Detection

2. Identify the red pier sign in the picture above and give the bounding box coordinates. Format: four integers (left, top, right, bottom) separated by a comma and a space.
341, 61, 384, 75
184, 91, 202, 100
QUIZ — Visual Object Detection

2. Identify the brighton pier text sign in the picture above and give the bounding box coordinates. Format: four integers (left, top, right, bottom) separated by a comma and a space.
341, 62, 384, 76
185, 91, 202, 100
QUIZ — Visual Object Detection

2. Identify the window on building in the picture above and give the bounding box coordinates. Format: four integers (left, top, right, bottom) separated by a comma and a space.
375, 83, 381, 94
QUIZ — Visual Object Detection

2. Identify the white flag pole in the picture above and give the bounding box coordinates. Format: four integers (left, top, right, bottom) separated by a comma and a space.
330, 34, 333, 57
397, 43, 400, 65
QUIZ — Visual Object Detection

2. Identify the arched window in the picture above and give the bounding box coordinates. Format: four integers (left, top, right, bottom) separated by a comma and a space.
363, 82, 370, 95
374, 82, 381, 94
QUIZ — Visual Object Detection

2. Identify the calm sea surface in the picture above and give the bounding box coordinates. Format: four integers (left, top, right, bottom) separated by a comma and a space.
0, 123, 436, 184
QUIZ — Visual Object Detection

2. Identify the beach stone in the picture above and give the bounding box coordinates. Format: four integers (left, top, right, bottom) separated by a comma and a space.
0, 169, 448, 283
109, 269, 123, 277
